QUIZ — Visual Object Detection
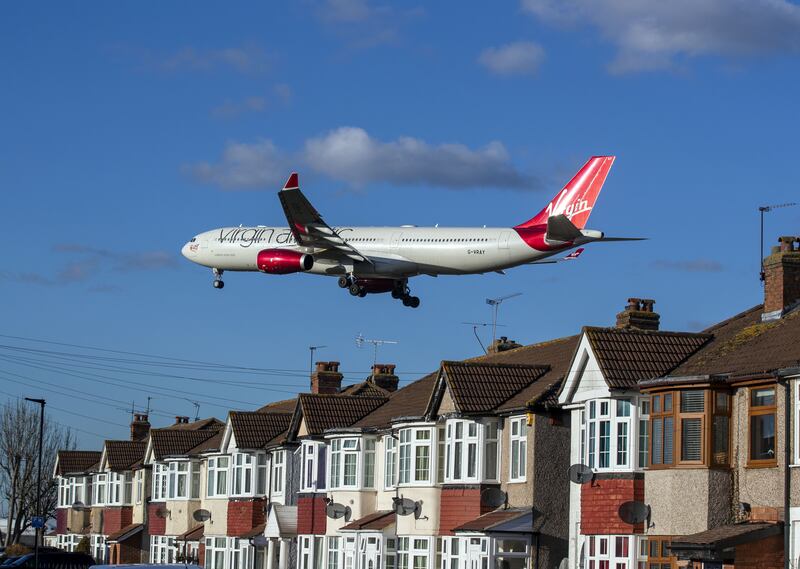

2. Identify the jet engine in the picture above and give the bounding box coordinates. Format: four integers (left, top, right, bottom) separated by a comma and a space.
257, 249, 314, 274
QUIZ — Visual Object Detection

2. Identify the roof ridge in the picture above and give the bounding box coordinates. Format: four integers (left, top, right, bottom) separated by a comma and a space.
443, 360, 551, 369
583, 325, 713, 338
700, 304, 763, 334
462, 334, 579, 363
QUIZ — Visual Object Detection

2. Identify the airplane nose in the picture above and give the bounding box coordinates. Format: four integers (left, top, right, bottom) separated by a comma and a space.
181, 243, 191, 258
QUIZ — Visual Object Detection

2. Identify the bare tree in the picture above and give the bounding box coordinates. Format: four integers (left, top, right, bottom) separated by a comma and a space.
0, 399, 74, 545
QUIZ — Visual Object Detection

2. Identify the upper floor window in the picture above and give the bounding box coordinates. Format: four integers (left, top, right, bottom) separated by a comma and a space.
301, 441, 327, 492
135, 470, 144, 504
749, 386, 776, 466
648, 390, 730, 468
152, 463, 168, 501
93, 473, 107, 505
330, 438, 361, 489
167, 461, 200, 500
107, 472, 133, 505
445, 419, 499, 484
509, 417, 527, 482
207, 456, 229, 498
581, 398, 651, 473
271, 450, 285, 495
399, 428, 433, 485
384, 436, 397, 489
231, 453, 254, 496
58, 476, 89, 508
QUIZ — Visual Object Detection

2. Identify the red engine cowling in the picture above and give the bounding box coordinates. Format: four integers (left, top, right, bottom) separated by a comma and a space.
355, 278, 396, 294
257, 249, 314, 274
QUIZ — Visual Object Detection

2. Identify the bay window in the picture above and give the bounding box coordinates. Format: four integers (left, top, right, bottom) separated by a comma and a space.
93, 473, 107, 505
152, 463, 168, 501
58, 476, 89, 508
445, 420, 499, 484
231, 454, 254, 496
301, 441, 327, 492
166, 461, 201, 499
330, 438, 360, 489
384, 436, 397, 489
107, 472, 133, 505
204, 537, 226, 569
399, 428, 434, 485
647, 389, 730, 468
207, 456, 229, 498
509, 417, 527, 482
582, 398, 652, 472
271, 450, 285, 495
749, 386, 777, 466
442, 537, 489, 569
398, 537, 431, 569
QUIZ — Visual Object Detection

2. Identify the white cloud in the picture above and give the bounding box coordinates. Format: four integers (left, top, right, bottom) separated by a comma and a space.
211, 96, 268, 118
521, 0, 800, 73
186, 127, 536, 191
158, 45, 273, 74
478, 41, 545, 76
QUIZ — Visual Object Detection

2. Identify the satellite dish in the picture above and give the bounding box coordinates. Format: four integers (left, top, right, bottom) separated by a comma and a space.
480, 488, 507, 509
71, 501, 89, 512
393, 496, 421, 519
567, 464, 594, 485
192, 509, 211, 522
155, 507, 170, 519
325, 503, 351, 521
618, 501, 651, 525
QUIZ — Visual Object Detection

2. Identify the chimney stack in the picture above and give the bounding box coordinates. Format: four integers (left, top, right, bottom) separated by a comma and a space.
130, 413, 150, 441
487, 336, 523, 354
311, 361, 343, 394
370, 363, 399, 392
616, 298, 660, 331
762, 236, 800, 320
175, 416, 190, 425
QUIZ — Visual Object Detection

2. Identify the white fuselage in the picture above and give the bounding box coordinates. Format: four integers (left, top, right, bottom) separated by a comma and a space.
181, 225, 581, 278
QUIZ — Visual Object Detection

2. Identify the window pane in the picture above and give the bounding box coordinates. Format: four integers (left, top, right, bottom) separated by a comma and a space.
715, 392, 729, 413
681, 418, 702, 461
639, 420, 649, 468
599, 421, 610, 468
750, 414, 776, 460
616, 400, 631, 417
680, 390, 705, 413
617, 422, 628, 466
415, 445, 430, 481
751, 387, 775, 407
712, 415, 729, 464
652, 419, 663, 464
664, 417, 674, 463
664, 394, 672, 412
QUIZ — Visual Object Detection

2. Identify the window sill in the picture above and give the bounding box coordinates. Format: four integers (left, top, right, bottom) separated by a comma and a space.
507, 479, 527, 484
745, 461, 778, 469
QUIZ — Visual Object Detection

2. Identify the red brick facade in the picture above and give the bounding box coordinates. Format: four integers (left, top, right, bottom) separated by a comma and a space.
56, 509, 67, 534
227, 498, 267, 537
580, 475, 644, 535
439, 485, 497, 536
297, 494, 327, 535
735, 534, 784, 569
103, 506, 133, 535
198, 543, 206, 566
147, 503, 167, 535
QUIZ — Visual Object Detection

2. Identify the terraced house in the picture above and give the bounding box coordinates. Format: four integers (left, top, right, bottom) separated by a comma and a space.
50, 236, 800, 569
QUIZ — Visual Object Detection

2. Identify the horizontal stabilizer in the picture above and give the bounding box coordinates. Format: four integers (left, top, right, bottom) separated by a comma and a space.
546, 214, 583, 243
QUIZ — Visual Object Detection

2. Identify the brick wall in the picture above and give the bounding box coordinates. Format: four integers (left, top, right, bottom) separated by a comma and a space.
103, 506, 133, 534
297, 494, 327, 535
580, 475, 644, 535
227, 498, 267, 537
198, 543, 205, 567
148, 503, 167, 535
56, 509, 67, 534
439, 486, 496, 536
735, 533, 783, 569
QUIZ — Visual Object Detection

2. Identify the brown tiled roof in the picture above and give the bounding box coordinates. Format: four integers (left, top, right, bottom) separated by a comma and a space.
453, 508, 529, 532
353, 374, 438, 429
177, 525, 205, 541
340, 382, 392, 398
341, 511, 395, 531
106, 523, 143, 542
439, 361, 550, 414
584, 327, 712, 389
670, 522, 782, 549
298, 394, 388, 435
187, 431, 223, 455
669, 304, 800, 378
150, 429, 221, 460
167, 417, 225, 431
257, 398, 300, 413
105, 441, 147, 471
56, 451, 101, 475
230, 412, 293, 449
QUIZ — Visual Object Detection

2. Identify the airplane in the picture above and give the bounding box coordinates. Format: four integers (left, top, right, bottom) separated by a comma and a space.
181, 155, 641, 308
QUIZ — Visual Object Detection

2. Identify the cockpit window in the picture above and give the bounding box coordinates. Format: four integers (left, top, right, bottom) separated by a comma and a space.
190, 238, 196, 242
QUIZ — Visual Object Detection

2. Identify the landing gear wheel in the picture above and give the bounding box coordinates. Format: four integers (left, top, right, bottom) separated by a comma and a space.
338, 276, 351, 289
349, 283, 362, 296
213, 280, 225, 289
391, 289, 403, 299
408, 296, 420, 308
358, 290, 367, 298
212, 268, 224, 290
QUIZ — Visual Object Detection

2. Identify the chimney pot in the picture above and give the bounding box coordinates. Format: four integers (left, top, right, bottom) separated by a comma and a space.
175, 416, 190, 424
616, 297, 660, 330
626, 298, 641, 312
370, 363, 399, 392
130, 413, 150, 441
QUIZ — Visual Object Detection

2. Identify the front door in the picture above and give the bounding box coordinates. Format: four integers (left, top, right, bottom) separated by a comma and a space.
359, 535, 381, 569
468, 537, 488, 569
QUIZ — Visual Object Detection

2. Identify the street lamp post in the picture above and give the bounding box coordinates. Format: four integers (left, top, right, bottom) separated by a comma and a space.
24, 398, 45, 569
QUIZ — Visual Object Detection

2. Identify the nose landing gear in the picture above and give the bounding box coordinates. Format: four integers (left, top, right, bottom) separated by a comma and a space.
212, 268, 225, 289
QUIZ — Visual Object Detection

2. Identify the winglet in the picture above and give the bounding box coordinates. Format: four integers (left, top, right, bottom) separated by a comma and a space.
283, 172, 299, 191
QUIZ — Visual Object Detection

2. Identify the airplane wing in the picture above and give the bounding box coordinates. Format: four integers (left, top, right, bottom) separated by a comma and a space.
527, 248, 585, 265
277, 173, 371, 264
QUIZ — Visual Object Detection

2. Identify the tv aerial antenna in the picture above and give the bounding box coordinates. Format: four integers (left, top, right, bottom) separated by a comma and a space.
356, 334, 398, 372
462, 322, 507, 354
759, 202, 796, 282
486, 293, 522, 346
184, 399, 201, 421
309, 345, 327, 376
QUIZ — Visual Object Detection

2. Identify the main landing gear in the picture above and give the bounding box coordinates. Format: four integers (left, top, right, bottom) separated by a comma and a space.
212, 268, 225, 289
339, 275, 420, 308
392, 282, 420, 308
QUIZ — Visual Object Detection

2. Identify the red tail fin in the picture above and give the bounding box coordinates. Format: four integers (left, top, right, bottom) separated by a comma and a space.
515, 156, 615, 230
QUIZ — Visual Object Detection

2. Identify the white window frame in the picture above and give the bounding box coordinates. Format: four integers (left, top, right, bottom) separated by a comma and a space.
106, 471, 133, 506
442, 536, 489, 569
231, 453, 255, 497
327, 536, 342, 569
299, 535, 325, 569
301, 441, 327, 492
207, 456, 229, 498
384, 435, 397, 489
134, 469, 144, 504
584, 535, 640, 569
228, 537, 253, 569
151, 535, 177, 564
330, 438, 361, 490
204, 537, 227, 569
509, 416, 528, 483
93, 473, 107, 506
271, 450, 285, 496
445, 419, 499, 484
494, 536, 531, 569
90, 534, 107, 563
397, 536, 432, 569
398, 427, 434, 486
584, 398, 643, 473
152, 463, 168, 501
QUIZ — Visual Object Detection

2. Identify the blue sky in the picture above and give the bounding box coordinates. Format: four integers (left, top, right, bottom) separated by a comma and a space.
2, 1, 800, 447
